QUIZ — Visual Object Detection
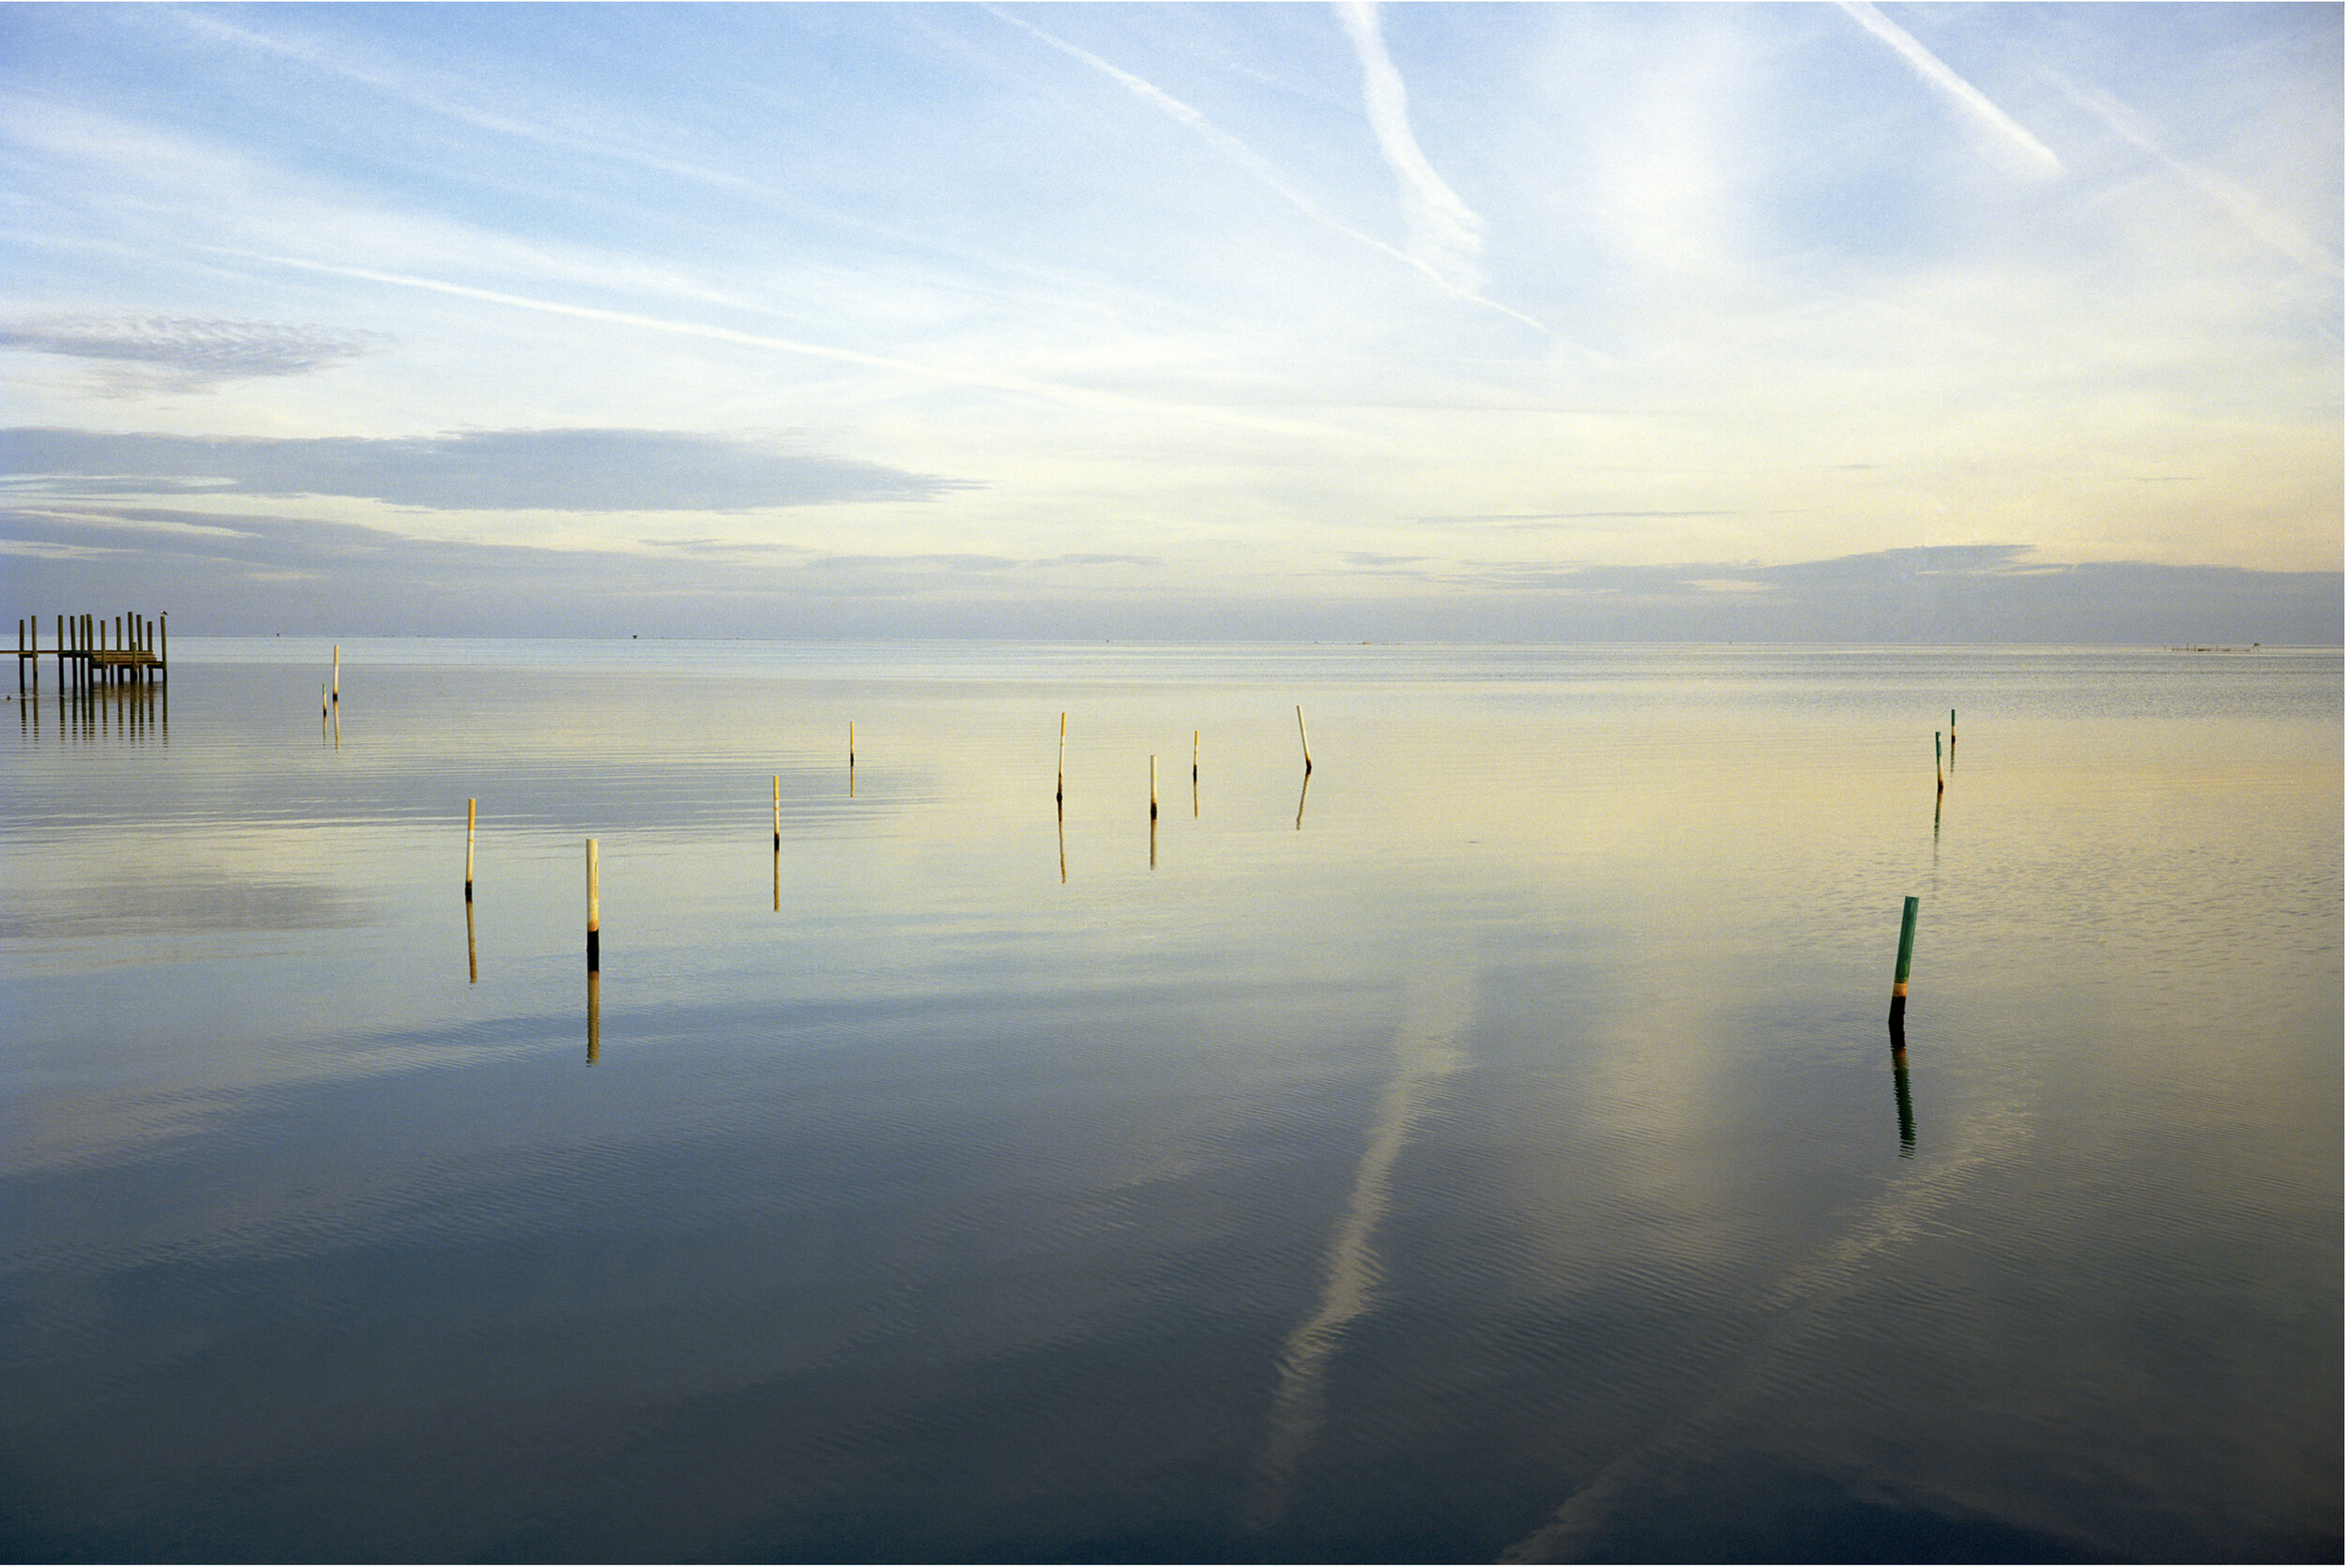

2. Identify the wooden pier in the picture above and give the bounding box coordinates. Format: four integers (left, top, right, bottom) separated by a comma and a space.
17, 613, 168, 694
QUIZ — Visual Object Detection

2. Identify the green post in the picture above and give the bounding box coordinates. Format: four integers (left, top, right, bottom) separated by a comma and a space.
1889, 895, 1919, 1028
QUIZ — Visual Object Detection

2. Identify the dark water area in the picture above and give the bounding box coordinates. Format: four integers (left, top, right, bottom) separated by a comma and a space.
3, 641, 2338, 1562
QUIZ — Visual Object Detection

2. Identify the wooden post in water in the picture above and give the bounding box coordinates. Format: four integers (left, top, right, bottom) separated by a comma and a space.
1934, 731, 1943, 793
772, 775, 782, 851
465, 803, 478, 985
1057, 712, 1065, 804
579, 735, 599, 1060
1888, 895, 1918, 1031
586, 838, 601, 975
1296, 706, 1313, 774
331, 645, 340, 709
1150, 754, 1159, 821
158, 613, 166, 680
1193, 729, 1200, 816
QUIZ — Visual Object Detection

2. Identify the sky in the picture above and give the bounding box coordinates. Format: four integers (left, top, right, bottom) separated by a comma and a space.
1, 1, 2338, 642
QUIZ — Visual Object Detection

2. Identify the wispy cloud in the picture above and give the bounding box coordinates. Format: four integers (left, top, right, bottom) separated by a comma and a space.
1333, 1, 1484, 290
991, 6, 1549, 336
0, 428, 967, 511
0, 313, 386, 395
2041, 68, 2338, 278
217, 250, 1342, 436
1836, 2, 2062, 179
171, 8, 761, 198
1425, 511, 1741, 526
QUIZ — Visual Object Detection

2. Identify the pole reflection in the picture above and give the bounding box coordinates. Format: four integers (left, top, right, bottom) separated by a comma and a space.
1890, 1023, 1915, 1157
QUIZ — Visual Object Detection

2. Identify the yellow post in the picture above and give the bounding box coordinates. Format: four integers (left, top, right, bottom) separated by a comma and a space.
586, 838, 601, 974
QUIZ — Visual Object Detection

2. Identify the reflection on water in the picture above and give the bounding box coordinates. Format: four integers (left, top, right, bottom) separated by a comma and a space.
15, 679, 167, 745
1, 642, 2336, 1562
1891, 1033, 1916, 1156
1242, 961, 1470, 1532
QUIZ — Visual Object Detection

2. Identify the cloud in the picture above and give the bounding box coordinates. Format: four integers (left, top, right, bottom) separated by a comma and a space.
6, 503, 2333, 644
1421, 544, 2339, 644
1426, 511, 1741, 526
1333, 1, 1484, 289
808, 553, 1020, 572
991, 7, 1550, 336
0, 427, 969, 511
1836, 2, 2063, 179
0, 313, 386, 395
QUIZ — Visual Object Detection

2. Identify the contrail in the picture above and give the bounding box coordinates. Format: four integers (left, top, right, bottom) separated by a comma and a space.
1836, 1, 2062, 179
1333, 1, 1484, 290
2041, 68, 2338, 278
207, 250, 1340, 436
1239, 964, 1471, 1531
991, 7, 1552, 336
173, 9, 760, 197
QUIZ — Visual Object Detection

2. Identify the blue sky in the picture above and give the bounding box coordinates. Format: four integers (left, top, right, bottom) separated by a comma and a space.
2, 2, 2338, 640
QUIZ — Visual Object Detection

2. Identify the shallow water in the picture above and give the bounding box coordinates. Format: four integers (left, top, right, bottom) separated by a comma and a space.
3, 641, 2338, 1562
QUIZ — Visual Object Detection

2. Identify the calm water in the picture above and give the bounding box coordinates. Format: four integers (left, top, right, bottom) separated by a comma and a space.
3, 641, 2338, 1562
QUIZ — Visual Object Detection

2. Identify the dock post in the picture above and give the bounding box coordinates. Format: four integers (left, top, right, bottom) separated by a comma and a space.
1296, 706, 1313, 774
159, 613, 166, 680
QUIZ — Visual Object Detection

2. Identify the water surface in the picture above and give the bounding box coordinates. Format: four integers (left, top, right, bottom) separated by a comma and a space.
4, 641, 2338, 1561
